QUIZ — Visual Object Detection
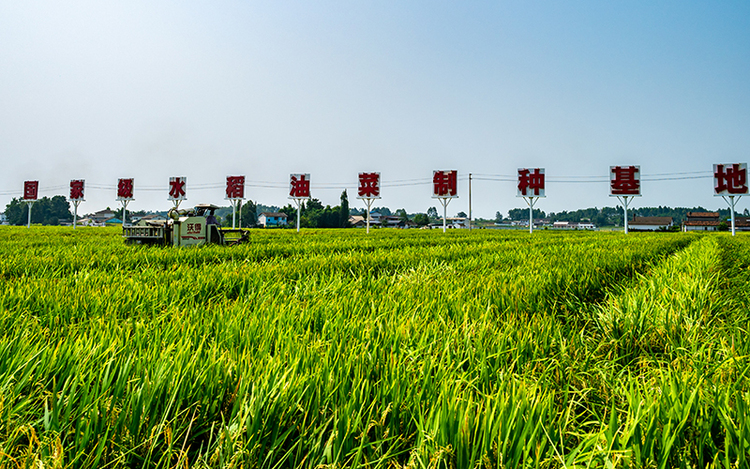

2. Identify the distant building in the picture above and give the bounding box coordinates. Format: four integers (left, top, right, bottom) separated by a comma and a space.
258, 212, 288, 227
0, 212, 7, 225
443, 217, 469, 229
349, 215, 367, 228
630, 216, 673, 231
369, 212, 383, 223
87, 209, 117, 224
682, 212, 721, 231
553, 221, 596, 230
136, 213, 167, 226
734, 217, 750, 232
380, 215, 405, 227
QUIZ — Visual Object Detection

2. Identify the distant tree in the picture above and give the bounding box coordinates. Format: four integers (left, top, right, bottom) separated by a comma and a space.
413, 213, 429, 226
395, 208, 408, 223
427, 207, 438, 221
372, 207, 392, 216
4, 198, 26, 225
279, 203, 298, 228
508, 208, 545, 220
339, 190, 350, 227
240, 200, 258, 228
495, 211, 503, 223
323, 206, 341, 228
4, 196, 71, 225
456, 211, 467, 218
305, 198, 324, 213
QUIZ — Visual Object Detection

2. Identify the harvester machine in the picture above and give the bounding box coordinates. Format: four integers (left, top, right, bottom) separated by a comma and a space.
123, 204, 249, 246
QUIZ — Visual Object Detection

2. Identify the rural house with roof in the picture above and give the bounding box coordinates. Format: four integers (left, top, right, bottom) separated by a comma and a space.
682, 212, 721, 231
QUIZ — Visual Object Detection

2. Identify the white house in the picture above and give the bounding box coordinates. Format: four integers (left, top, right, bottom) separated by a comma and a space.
629, 216, 673, 231
258, 212, 288, 227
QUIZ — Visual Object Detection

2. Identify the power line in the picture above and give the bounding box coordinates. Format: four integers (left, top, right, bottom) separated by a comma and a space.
0, 170, 725, 199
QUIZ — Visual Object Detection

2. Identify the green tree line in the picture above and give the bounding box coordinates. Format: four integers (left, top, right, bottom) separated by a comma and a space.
3, 196, 72, 226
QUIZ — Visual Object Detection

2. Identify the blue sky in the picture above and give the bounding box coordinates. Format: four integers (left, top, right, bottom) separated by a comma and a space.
1, 1, 748, 217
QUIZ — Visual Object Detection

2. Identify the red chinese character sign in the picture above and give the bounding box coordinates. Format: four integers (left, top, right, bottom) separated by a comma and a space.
357, 172, 381, 234
714, 164, 748, 196
610, 166, 640, 196
610, 166, 640, 234
168, 177, 187, 211
289, 174, 311, 199
226, 176, 245, 200
433, 170, 458, 198
225, 175, 245, 228
432, 170, 458, 233
289, 174, 311, 232
517, 168, 545, 197
69, 180, 85, 229
117, 178, 134, 201
358, 172, 380, 198
23, 181, 38, 228
69, 180, 85, 201
117, 178, 135, 228
517, 168, 545, 234
714, 163, 748, 236
24, 181, 39, 201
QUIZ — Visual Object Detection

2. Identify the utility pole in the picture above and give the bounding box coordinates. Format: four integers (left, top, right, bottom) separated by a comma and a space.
468, 173, 472, 231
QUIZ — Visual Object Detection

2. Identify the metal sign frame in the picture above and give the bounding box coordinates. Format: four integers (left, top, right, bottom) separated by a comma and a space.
23, 181, 38, 228
357, 172, 381, 234
609, 166, 641, 234
168, 176, 187, 210
225, 175, 246, 229
289, 173, 311, 232
517, 168, 546, 233
432, 170, 458, 232
714, 163, 748, 236
69, 179, 85, 229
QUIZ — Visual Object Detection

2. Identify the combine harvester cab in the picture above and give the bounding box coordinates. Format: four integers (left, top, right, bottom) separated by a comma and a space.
123, 204, 249, 246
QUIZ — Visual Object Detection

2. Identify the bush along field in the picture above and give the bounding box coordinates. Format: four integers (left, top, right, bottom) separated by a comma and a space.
0, 227, 749, 468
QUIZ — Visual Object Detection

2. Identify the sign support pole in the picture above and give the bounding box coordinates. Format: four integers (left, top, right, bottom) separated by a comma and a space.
439, 198, 452, 233
121, 200, 130, 228
230, 199, 242, 228
617, 196, 633, 234
523, 197, 538, 234
722, 195, 741, 236
293, 198, 302, 232
365, 198, 374, 234
73, 200, 80, 229
26, 201, 34, 228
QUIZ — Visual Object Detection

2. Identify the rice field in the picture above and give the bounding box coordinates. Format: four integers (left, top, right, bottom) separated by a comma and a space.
1, 227, 749, 468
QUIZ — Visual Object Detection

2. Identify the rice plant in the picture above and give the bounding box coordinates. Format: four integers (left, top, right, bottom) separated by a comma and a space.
0, 227, 748, 468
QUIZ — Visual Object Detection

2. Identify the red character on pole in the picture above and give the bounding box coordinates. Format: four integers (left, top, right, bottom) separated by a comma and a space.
610, 166, 640, 195
289, 174, 311, 198
70, 180, 85, 201
358, 173, 380, 198
714, 164, 748, 195
226, 176, 245, 199
169, 177, 187, 201
117, 178, 134, 200
24, 181, 39, 200
433, 170, 457, 197
517, 168, 545, 196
